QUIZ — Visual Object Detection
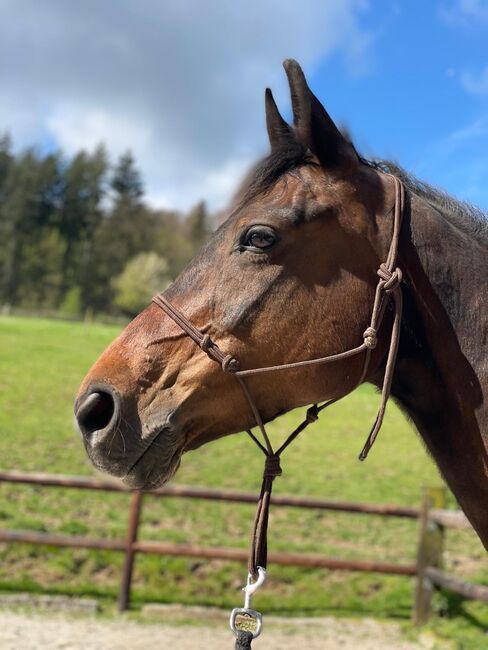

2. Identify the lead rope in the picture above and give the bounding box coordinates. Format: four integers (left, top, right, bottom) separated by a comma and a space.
235, 631, 254, 649
151, 174, 405, 648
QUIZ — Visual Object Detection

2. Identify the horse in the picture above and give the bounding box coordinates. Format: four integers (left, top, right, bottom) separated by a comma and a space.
75, 60, 488, 551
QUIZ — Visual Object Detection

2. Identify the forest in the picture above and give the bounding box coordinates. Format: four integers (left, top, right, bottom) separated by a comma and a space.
0, 134, 210, 319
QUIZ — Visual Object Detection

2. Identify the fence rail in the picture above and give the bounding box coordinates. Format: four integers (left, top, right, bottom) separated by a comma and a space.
0, 470, 423, 517
425, 567, 488, 603
0, 470, 483, 623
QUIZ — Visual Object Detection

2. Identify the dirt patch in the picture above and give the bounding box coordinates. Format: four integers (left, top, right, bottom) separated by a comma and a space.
0, 607, 449, 650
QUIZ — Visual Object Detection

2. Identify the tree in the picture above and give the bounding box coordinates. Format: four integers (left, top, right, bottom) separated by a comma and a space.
17, 228, 66, 308
149, 208, 193, 277
88, 151, 150, 312
112, 252, 171, 316
0, 150, 62, 306
0, 133, 13, 200
60, 145, 108, 311
185, 201, 209, 253
0, 138, 211, 315
0, 134, 14, 303
111, 150, 143, 201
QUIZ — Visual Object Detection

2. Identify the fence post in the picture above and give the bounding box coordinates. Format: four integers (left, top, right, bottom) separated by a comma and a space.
413, 486, 446, 625
118, 490, 143, 612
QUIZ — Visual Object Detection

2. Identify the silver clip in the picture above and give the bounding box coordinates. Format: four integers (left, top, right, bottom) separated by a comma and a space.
229, 567, 266, 639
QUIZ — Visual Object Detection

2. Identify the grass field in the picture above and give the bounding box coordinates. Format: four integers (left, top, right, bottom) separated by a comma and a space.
0, 316, 486, 648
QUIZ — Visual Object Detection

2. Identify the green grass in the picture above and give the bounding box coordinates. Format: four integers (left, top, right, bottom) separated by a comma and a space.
0, 315, 486, 648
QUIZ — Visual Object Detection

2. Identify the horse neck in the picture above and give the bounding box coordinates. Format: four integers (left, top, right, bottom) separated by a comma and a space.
385, 191, 488, 548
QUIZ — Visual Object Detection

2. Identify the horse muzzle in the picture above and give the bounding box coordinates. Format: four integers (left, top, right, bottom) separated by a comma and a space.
75, 382, 182, 489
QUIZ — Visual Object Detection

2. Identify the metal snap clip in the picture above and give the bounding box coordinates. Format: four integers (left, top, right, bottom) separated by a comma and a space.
229, 607, 263, 639
229, 567, 266, 639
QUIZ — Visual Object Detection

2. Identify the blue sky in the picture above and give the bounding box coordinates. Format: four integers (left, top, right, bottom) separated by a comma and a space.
308, 1, 488, 209
1, 0, 487, 211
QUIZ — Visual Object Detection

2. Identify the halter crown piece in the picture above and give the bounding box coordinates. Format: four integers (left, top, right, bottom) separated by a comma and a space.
151, 174, 405, 648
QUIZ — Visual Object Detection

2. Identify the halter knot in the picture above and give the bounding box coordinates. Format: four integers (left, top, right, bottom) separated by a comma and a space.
263, 454, 282, 479
306, 405, 319, 423
363, 326, 377, 349
377, 264, 403, 293
222, 355, 240, 373
200, 334, 212, 352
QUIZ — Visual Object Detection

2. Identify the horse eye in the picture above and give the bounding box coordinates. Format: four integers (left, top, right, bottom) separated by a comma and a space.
244, 226, 277, 251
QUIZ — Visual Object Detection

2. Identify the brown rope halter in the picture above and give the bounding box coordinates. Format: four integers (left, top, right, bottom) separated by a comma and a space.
152, 174, 405, 580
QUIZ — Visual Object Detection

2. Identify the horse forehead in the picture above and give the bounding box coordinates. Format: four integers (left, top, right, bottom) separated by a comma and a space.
232, 171, 333, 227
263, 169, 326, 207
275, 167, 353, 213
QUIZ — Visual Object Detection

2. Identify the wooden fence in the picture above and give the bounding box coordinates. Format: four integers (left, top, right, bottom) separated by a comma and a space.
0, 470, 486, 623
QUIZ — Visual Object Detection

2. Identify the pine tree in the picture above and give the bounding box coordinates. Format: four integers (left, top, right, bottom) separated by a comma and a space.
89, 151, 149, 312
111, 150, 143, 201
0, 140, 209, 315
0, 150, 64, 307
0, 150, 45, 305
59, 145, 108, 311
0, 133, 13, 200
186, 201, 209, 253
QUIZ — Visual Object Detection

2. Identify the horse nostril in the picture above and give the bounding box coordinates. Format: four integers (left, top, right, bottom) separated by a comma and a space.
76, 390, 116, 437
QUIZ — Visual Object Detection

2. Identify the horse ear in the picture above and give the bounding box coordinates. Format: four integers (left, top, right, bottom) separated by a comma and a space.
265, 88, 293, 151
283, 59, 357, 170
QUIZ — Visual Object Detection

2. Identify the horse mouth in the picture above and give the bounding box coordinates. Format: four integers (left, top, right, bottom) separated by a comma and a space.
122, 428, 183, 490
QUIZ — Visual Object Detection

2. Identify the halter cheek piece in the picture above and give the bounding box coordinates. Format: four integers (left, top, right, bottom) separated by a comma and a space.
152, 174, 404, 584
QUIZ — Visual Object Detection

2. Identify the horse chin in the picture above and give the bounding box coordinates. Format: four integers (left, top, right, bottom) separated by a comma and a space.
122, 453, 182, 490
83, 422, 184, 490
128, 423, 185, 489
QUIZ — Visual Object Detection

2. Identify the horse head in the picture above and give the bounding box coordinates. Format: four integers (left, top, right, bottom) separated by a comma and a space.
75, 60, 397, 489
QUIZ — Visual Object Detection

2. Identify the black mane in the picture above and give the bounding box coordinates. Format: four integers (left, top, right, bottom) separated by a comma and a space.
361, 158, 488, 244
238, 141, 314, 205
240, 143, 488, 244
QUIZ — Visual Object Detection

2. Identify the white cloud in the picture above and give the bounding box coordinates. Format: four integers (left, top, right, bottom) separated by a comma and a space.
442, 117, 488, 147
0, 0, 372, 210
412, 116, 488, 209
417, 116, 488, 164
440, 0, 488, 25
46, 106, 152, 156
460, 66, 488, 95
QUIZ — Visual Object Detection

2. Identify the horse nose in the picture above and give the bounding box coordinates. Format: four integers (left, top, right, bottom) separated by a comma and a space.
75, 388, 117, 439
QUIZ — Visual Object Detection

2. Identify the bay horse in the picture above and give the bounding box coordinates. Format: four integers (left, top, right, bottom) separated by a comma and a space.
75, 60, 488, 551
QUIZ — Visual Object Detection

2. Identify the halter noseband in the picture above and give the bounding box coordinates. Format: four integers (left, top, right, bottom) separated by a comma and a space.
151, 174, 404, 580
